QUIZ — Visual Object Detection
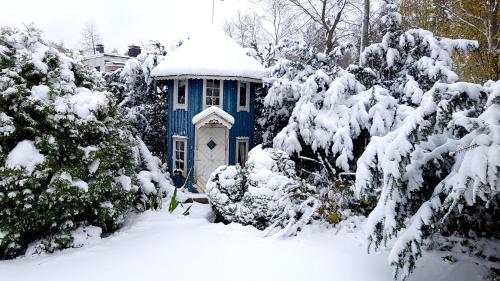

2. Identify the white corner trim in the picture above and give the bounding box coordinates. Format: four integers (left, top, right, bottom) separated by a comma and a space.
173, 79, 188, 111
237, 81, 250, 112
202, 79, 206, 109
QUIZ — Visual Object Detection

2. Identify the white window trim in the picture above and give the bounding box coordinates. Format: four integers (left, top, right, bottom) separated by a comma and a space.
173, 79, 188, 111
235, 137, 249, 167
237, 81, 250, 112
172, 136, 188, 176
203, 79, 224, 109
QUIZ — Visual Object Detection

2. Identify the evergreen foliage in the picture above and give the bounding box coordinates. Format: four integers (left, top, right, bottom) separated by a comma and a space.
258, 0, 498, 279
0, 26, 173, 259
355, 80, 500, 280
104, 43, 167, 159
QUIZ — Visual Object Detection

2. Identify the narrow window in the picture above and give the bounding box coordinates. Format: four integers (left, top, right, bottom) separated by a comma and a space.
173, 137, 187, 176
174, 79, 188, 110
236, 138, 249, 167
205, 79, 222, 108
237, 81, 250, 112
178, 80, 186, 104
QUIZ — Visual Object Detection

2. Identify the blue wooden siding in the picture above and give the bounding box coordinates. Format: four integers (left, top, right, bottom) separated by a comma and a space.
224, 81, 256, 165
166, 78, 257, 191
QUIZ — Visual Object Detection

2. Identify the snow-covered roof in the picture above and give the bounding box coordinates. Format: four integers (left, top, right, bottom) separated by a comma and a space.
83, 53, 130, 60
192, 106, 235, 128
151, 27, 266, 81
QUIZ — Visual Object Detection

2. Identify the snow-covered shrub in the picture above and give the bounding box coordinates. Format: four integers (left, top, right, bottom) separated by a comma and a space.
0, 26, 173, 259
205, 165, 244, 223
206, 146, 318, 236
355, 80, 500, 280
25, 225, 102, 256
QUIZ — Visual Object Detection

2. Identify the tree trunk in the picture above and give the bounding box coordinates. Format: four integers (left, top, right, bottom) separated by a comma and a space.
326, 28, 335, 54
359, 0, 370, 64
487, 0, 499, 80
91, 36, 96, 55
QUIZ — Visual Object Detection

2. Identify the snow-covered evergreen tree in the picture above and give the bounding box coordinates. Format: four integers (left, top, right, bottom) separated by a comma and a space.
350, 0, 477, 106
350, 1, 498, 279
105, 42, 167, 159
271, 0, 477, 175
103, 68, 125, 101
257, 40, 348, 147
0, 26, 173, 259
355, 80, 499, 280
256, 2, 496, 278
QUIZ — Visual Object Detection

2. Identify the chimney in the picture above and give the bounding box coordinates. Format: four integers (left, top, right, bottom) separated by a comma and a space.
96, 44, 104, 53
128, 45, 141, 57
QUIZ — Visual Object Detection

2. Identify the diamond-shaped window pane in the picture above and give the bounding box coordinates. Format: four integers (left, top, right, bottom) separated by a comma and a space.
207, 140, 217, 150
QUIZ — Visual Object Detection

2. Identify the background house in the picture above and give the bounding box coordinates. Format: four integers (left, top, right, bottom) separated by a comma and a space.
82, 44, 141, 72
151, 27, 266, 192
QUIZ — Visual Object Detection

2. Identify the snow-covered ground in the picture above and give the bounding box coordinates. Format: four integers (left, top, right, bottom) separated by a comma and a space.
0, 203, 489, 281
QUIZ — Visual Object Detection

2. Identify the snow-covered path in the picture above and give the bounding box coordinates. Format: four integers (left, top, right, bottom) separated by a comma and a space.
0, 203, 486, 281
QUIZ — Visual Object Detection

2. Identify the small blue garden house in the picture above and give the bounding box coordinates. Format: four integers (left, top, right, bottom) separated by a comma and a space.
151, 28, 266, 192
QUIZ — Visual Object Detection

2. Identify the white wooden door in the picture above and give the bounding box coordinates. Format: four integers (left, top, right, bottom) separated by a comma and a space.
196, 127, 227, 191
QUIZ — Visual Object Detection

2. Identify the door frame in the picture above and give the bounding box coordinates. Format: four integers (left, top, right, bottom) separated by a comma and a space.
192, 108, 234, 192
194, 125, 230, 191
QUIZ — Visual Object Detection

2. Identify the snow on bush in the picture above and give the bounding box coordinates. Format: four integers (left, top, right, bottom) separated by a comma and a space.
53, 87, 109, 119
257, 40, 352, 148
0, 26, 173, 259
206, 146, 318, 236
5, 140, 45, 173
26, 225, 102, 256
355, 80, 499, 280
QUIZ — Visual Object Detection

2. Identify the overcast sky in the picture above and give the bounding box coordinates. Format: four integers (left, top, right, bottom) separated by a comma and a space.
1, 0, 251, 53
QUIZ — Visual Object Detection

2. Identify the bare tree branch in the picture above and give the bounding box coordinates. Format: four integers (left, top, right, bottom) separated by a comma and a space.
81, 21, 102, 55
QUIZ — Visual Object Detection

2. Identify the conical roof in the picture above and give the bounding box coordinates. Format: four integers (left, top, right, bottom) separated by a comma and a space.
151, 27, 266, 80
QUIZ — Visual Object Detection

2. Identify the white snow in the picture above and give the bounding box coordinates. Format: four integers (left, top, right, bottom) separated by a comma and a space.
54, 88, 108, 120
5, 140, 45, 173
192, 106, 235, 125
70, 226, 102, 248
151, 27, 266, 80
25, 226, 102, 257
58, 172, 89, 192
133, 137, 174, 195
115, 175, 133, 191
30, 85, 50, 100
88, 159, 100, 174
0, 203, 489, 281
0, 112, 15, 136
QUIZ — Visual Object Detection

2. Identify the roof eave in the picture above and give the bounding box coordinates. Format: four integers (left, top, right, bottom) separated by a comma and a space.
152, 74, 263, 83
